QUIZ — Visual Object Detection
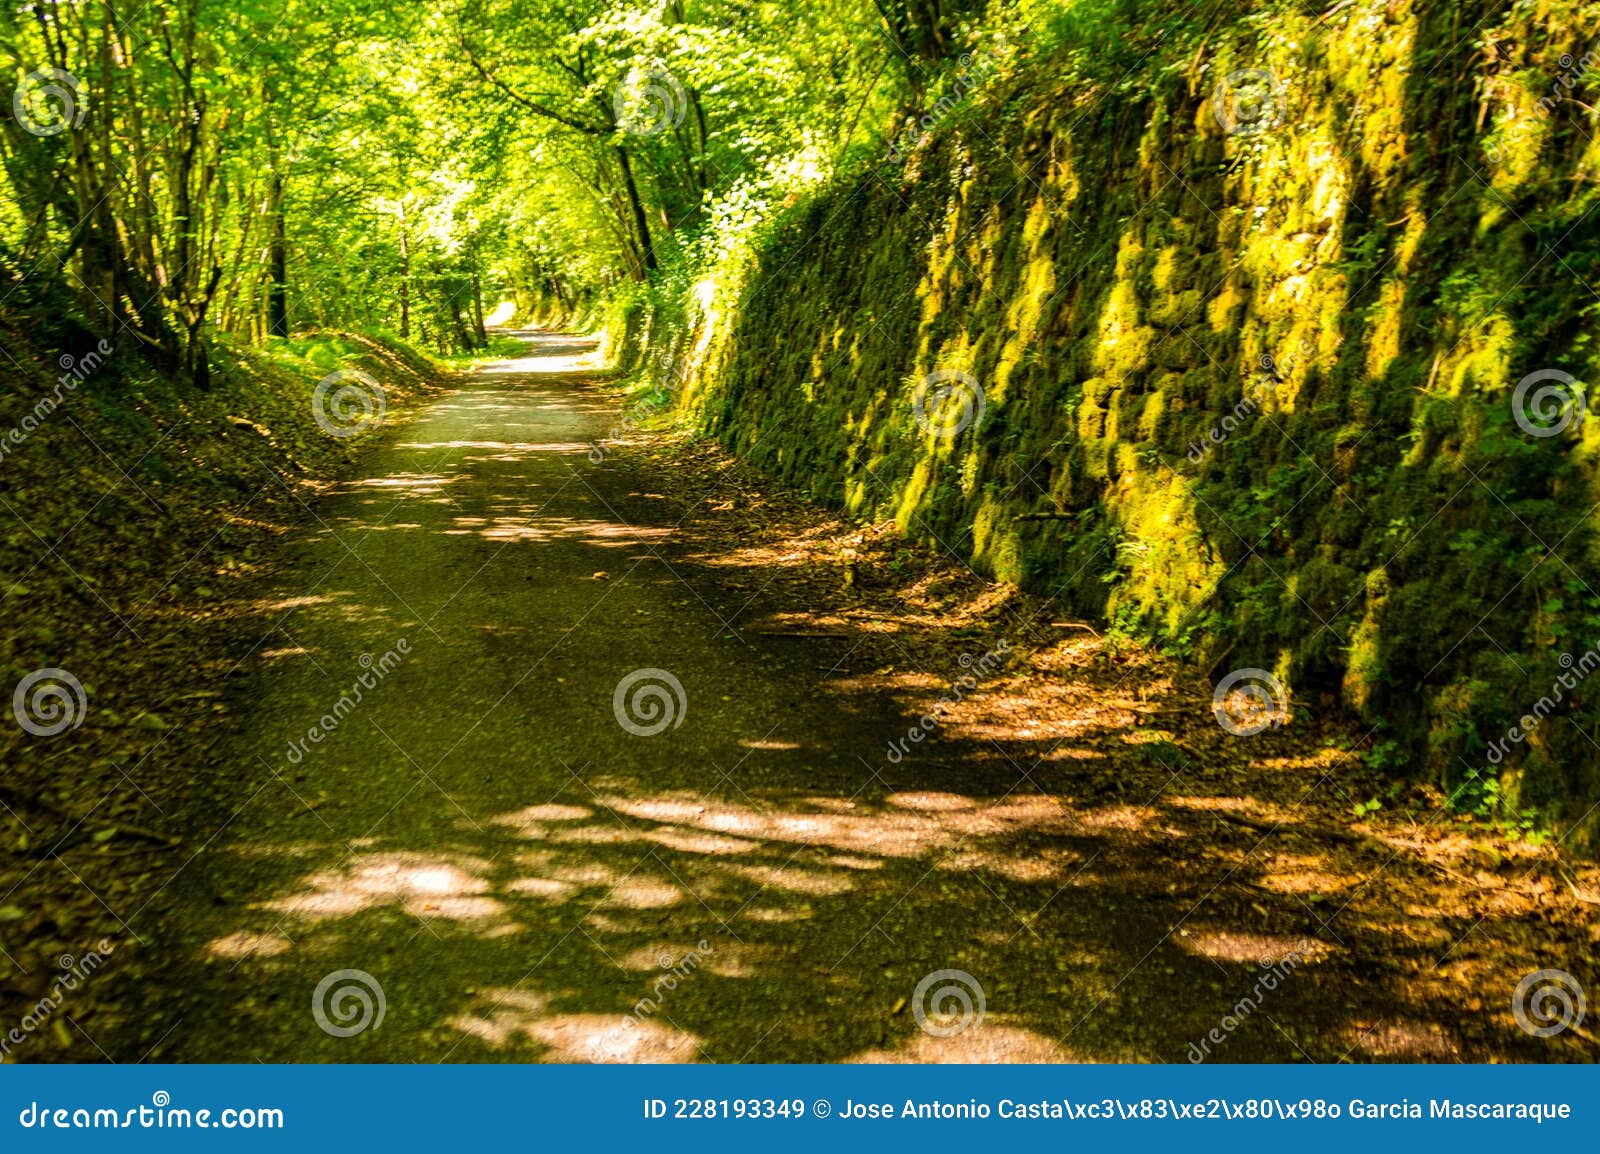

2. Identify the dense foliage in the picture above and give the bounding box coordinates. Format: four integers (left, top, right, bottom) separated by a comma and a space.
0, 0, 959, 363
7, 0, 1600, 840
646, 0, 1600, 845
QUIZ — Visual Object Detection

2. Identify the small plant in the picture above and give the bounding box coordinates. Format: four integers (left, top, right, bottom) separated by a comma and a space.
1362, 738, 1405, 773
1445, 769, 1550, 843
1511, 807, 1548, 845
1447, 768, 1501, 817
888, 547, 918, 575
1129, 737, 1190, 771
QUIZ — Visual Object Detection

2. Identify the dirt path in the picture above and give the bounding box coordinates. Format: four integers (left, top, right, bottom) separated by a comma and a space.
106, 331, 1597, 1063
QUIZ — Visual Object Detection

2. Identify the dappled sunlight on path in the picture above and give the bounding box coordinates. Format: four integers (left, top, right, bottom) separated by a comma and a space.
111, 331, 1598, 1065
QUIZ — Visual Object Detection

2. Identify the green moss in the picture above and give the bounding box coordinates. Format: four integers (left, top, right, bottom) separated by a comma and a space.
636, 0, 1600, 851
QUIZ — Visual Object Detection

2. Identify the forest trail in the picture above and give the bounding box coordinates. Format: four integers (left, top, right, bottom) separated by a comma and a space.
103, 332, 1587, 1064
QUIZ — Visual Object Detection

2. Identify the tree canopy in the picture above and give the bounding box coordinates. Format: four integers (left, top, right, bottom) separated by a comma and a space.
1, 0, 1009, 370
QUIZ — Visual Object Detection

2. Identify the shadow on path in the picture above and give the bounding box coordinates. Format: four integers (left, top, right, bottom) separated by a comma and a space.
109, 331, 1590, 1064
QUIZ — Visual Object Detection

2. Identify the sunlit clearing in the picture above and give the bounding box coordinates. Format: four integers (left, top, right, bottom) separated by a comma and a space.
448, 988, 704, 1062
851, 1024, 1069, 1064
397, 440, 592, 453
1177, 930, 1329, 965
262, 851, 505, 923
204, 931, 293, 960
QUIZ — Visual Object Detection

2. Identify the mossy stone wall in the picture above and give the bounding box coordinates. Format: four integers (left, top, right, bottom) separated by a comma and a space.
670, 0, 1600, 844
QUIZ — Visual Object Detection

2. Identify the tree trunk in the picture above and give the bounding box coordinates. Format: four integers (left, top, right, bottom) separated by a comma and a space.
398, 226, 411, 339
469, 240, 487, 343
267, 166, 289, 337
615, 145, 657, 275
